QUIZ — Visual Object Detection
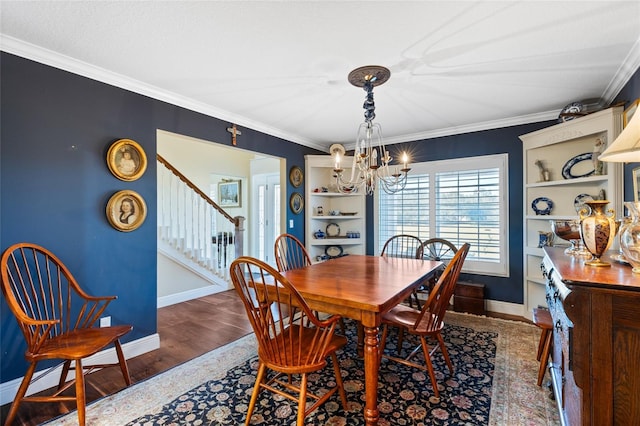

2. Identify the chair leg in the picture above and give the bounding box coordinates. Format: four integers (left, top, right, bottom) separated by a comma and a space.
536, 329, 549, 361
397, 327, 405, 355
245, 363, 267, 425
75, 359, 86, 426
436, 333, 454, 375
537, 332, 552, 386
114, 339, 132, 386
59, 360, 72, 390
338, 318, 346, 335
411, 290, 422, 310
420, 337, 440, 398
378, 324, 389, 369
330, 353, 348, 410
297, 373, 308, 426
4, 362, 37, 426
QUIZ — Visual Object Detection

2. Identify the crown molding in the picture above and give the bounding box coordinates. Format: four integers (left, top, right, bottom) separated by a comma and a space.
601, 36, 640, 105
0, 35, 327, 152
342, 111, 559, 150
2, 34, 638, 153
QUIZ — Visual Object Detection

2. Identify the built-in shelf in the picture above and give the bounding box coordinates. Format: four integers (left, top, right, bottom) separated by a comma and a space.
305, 155, 366, 262
519, 106, 623, 320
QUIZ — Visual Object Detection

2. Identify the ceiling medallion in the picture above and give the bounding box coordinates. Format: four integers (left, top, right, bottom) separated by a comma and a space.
347, 65, 391, 88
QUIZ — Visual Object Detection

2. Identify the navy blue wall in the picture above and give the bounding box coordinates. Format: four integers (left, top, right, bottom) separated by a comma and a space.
365, 122, 555, 303
1, 51, 638, 382
0, 53, 321, 382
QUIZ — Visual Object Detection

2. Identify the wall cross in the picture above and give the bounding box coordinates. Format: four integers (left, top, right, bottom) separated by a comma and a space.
226, 124, 242, 146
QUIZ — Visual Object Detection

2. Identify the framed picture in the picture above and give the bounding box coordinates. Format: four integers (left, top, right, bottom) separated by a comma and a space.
634, 167, 640, 203
106, 190, 147, 232
290, 192, 304, 214
107, 139, 147, 181
289, 166, 303, 188
219, 180, 241, 207
624, 99, 639, 128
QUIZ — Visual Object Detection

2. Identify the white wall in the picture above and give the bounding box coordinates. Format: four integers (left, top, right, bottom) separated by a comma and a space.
156, 130, 281, 300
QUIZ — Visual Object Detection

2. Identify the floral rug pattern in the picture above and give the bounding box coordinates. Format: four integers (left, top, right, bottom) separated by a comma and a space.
47, 312, 559, 426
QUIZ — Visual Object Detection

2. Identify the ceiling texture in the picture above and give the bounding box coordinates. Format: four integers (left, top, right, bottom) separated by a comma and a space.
2, 1, 640, 152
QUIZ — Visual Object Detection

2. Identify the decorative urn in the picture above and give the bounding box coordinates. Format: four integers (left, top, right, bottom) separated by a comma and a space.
579, 200, 617, 267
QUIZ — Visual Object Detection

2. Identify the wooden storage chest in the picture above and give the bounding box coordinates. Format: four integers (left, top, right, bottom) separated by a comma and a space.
453, 281, 485, 315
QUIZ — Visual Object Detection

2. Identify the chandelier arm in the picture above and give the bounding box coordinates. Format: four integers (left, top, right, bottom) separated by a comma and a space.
333, 65, 411, 196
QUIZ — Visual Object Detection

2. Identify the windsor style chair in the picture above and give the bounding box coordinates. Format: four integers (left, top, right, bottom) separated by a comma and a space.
379, 243, 470, 398
0, 242, 132, 426
230, 256, 348, 425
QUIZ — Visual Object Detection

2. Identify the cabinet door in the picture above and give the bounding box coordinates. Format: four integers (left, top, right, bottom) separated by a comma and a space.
612, 295, 640, 424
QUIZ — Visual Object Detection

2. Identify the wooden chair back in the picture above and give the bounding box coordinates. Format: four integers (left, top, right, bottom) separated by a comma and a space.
413, 243, 470, 332
420, 237, 458, 291
274, 233, 311, 272
2, 243, 115, 351
0, 242, 132, 426
381, 234, 423, 259
230, 256, 340, 371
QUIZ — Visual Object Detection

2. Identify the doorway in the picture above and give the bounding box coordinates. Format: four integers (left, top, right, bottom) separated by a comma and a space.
252, 172, 281, 267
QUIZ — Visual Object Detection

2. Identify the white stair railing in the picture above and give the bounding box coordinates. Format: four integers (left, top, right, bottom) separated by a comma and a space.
157, 154, 244, 281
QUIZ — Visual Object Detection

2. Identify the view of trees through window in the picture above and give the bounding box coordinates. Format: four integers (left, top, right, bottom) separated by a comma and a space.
377, 154, 509, 276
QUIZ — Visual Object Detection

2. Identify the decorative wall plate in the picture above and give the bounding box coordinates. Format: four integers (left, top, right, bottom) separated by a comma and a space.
531, 197, 554, 215
290, 192, 303, 214
325, 245, 343, 258
558, 101, 585, 122
561, 153, 595, 179
325, 222, 340, 237
289, 166, 303, 187
574, 193, 594, 213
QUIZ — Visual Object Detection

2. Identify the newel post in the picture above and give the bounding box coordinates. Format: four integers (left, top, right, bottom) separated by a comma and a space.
234, 216, 245, 259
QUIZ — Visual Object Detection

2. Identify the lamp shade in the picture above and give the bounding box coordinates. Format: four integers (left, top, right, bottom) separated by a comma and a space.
599, 108, 640, 162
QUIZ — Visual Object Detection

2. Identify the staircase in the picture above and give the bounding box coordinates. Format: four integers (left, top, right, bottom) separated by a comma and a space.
157, 154, 244, 291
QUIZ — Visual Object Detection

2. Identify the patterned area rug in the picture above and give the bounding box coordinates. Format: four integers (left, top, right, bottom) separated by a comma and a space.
46, 312, 559, 425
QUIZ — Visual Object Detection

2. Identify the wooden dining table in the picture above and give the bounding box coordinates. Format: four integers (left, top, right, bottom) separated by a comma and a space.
280, 254, 443, 426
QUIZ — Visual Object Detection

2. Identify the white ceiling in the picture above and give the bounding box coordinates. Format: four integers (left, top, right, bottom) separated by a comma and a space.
2, 1, 640, 152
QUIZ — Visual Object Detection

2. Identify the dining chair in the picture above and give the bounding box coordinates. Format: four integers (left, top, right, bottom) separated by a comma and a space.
420, 238, 458, 295
381, 234, 424, 308
230, 256, 348, 426
274, 233, 346, 334
274, 233, 311, 272
0, 242, 133, 426
378, 243, 470, 398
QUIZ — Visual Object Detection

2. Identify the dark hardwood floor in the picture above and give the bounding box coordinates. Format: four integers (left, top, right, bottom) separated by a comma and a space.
1, 289, 526, 425
1, 289, 253, 426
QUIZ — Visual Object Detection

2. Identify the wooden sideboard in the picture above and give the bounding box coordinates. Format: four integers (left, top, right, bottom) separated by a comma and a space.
541, 247, 640, 426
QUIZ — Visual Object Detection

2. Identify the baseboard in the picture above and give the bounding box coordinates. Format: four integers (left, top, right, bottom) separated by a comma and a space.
485, 299, 526, 318
0, 333, 160, 406
157, 285, 229, 308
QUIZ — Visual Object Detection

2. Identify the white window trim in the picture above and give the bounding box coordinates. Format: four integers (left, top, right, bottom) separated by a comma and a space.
374, 153, 509, 277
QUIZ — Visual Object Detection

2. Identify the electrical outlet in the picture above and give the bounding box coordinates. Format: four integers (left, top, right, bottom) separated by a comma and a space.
289, 219, 294, 228
100, 316, 111, 327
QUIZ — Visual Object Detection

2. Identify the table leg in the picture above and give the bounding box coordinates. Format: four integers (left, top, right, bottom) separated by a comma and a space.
357, 322, 364, 357
363, 325, 380, 425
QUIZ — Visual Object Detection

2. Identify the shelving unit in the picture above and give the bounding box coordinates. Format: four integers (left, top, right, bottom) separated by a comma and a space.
305, 155, 366, 262
519, 106, 624, 319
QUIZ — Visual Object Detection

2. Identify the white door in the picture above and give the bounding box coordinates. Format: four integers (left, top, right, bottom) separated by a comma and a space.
252, 173, 281, 266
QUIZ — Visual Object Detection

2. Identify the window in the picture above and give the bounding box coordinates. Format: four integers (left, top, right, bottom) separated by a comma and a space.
376, 154, 509, 276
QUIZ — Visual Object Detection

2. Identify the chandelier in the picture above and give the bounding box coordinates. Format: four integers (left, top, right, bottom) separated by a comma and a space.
333, 65, 410, 195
